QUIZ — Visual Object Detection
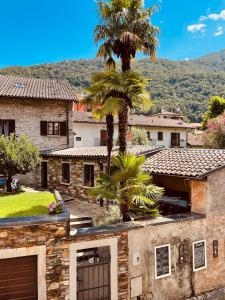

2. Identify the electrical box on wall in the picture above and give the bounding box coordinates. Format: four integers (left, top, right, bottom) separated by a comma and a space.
133, 251, 140, 266
130, 276, 143, 298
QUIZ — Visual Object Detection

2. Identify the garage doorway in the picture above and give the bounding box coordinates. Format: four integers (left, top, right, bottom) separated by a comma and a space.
0, 255, 38, 300
0, 246, 46, 300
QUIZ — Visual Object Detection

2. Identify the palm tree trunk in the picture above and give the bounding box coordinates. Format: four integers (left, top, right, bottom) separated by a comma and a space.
106, 113, 114, 175
119, 55, 132, 221
118, 107, 128, 154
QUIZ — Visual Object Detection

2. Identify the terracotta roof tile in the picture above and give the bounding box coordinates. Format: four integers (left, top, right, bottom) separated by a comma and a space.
42, 145, 159, 158
143, 148, 225, 178
73, 111, 193, 129
187, 132, 204, 147
0, 75, 78, 101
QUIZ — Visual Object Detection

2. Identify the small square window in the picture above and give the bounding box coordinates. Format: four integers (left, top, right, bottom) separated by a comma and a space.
76, 137, 82, 141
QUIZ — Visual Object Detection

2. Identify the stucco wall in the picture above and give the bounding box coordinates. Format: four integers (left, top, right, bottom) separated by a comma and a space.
0, 97, 74, 150
73, 123, 188, 148
128, 215, 225, 300
207, 168, 225, 216
135, 126, 188, 148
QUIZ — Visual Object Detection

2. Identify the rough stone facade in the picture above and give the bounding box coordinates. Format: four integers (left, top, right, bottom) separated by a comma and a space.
0, 97, 74, 151
0, 220, 129, 300
0, 222, 70, 300
37, 156, 106, 200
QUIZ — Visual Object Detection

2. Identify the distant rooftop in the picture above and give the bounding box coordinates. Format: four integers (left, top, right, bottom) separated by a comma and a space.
42, 145, 160, 158
73, 111, 194, 129
0, 75, 78, 101
144, 148, 225, 179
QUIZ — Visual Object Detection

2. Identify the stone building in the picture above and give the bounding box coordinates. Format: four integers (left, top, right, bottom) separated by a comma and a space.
38, 145, 159, 196
1, 149, 225, 299
0, 75, 77, 151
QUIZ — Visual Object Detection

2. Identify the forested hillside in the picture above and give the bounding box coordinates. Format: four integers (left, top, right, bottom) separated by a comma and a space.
1, 50, 225, 121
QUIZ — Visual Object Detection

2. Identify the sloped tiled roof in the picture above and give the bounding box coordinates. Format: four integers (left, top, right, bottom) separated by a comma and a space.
187, 132, 204, 147
73, 111, 193, 129
143, 148, 225, 178
42, 145, 159, 158
0, 75, 78, 101
129, 114, 193, 129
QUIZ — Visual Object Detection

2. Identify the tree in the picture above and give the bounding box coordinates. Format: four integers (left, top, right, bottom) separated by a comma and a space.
83, 69, 152, 172
203, 113, 225, 149
203, 96, 225, 129
88, 153, 164, 221
0, 134, 40, 192
131, 127, 149, 145
95, 0, 159, 153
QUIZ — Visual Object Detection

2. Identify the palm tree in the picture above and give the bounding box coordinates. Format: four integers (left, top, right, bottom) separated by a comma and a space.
88, 153, 164, 221
83, 69, 152, 157
95, 0, 159, 152
83, 72, 125, 174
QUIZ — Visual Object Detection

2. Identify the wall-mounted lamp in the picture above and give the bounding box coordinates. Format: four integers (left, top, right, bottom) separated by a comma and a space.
213, 240, 218, 258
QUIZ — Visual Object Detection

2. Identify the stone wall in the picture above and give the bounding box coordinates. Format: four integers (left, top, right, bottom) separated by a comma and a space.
38, 156, 106, 200
0, 222, 70, 300
0, 97, 74, 150
0, 220, 129, 300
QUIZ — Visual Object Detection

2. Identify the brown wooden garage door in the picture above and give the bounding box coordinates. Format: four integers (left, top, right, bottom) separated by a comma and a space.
0, 255, 38, 300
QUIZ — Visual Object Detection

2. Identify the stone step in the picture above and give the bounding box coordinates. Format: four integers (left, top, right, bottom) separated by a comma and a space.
70, 220, 93, 229
70, 214, 92, 222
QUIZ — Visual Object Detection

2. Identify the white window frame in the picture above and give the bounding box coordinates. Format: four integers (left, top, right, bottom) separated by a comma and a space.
70, 238, 118, 300
193, 240, 207, 272
155, 244, 171, 279
0, 245, 46, 300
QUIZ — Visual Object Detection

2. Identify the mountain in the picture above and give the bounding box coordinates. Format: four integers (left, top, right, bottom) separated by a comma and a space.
1, 50, 225, 121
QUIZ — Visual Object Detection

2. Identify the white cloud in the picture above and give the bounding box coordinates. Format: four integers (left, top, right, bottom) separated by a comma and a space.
187, 23, 206, 33
200, 10, 225, 21
214, 26, 223, 36
185, 58, 189, 61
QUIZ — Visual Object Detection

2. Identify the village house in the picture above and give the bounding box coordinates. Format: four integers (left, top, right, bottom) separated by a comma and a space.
0, 149, 225, 299
0, 75, 77, 151
39, 145, 159, 197
73, 111, 193, 148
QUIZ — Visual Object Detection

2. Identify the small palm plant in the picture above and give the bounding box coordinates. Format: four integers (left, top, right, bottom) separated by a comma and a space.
88, 153, 164, 222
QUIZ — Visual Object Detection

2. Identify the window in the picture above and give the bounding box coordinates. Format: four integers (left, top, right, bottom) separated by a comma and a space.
147, 131, 151, 141
40, 121, 67, 136
62, 163, 70, 183
158, 132, 163, 141
76, 137, 82, 141
0, 120, 15, 137
48, 122, 60, 135
84, 164, 94, 187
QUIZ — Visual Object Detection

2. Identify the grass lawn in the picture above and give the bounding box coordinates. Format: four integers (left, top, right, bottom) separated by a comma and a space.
0, 191, 56, 218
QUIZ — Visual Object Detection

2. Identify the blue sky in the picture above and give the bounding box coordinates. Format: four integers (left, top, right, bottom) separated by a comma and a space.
0, 0, 225, 67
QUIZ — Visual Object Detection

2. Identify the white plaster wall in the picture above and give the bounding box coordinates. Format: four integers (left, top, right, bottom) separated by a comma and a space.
73, 123, 119, 147
73, 122, 188, 148
136, 126, 188, 148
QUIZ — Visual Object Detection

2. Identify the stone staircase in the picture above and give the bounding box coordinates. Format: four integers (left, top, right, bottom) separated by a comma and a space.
70, 214, 93, 230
